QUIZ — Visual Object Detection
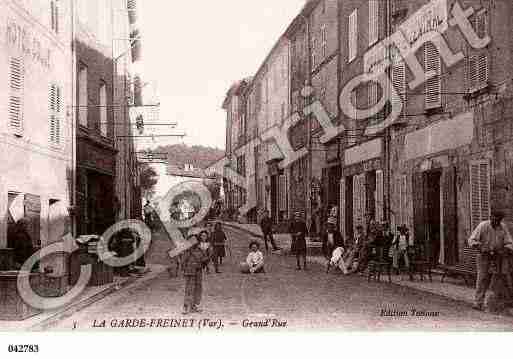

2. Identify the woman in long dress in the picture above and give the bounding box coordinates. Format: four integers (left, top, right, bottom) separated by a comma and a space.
290, 212, 308, 270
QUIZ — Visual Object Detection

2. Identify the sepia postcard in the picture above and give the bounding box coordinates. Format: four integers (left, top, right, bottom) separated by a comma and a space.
1, 0, 513, 355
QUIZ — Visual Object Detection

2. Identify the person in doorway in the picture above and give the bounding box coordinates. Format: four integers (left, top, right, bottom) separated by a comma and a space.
260, 210, 280, 252
468, 210, 513, 311
211, 222, 227, 273
182, 235, 208, 315
240, 241, 265, 274
290, 212, 308, 270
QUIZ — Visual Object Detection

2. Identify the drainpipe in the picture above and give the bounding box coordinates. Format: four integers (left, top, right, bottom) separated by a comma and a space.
385, 0, 392, 224
70, 0, 77, 237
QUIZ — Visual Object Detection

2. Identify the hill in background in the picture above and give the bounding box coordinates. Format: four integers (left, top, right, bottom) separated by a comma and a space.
148, 144, 225, 169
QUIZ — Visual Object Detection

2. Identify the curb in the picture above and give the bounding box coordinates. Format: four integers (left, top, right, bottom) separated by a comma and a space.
222, 222, 263, 238
29, 271, 151, 331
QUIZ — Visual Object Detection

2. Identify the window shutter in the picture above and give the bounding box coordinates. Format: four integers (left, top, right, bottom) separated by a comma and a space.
100, 83, 108, 137
49, 84, 61, 145
321, 25, 327, 58
9, 58, 24, 135
340, 178, 346, 237
424, 43, 441, 109
470, 160, 490, 231
312, 36, 317, 68
477, 53, 488, 87
369, 0, 378, 46
392, 60, 406, 116
279, 174, 286, 212
353, 175, 360, 231
375, 170, 384, 222
368, 81, 378, 124
348, 10, 357, 62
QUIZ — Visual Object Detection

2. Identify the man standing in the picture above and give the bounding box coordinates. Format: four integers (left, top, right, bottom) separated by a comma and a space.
260, 210, 280, 252
468, 210, 513, 311
290, 212, 308, 270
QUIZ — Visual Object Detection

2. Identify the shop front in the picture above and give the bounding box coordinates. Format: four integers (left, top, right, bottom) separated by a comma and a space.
76, 137, 117, 237
340, 138, 384, 241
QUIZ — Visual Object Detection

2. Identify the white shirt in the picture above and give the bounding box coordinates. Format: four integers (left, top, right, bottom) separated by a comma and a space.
468, 220, 513, 252
246, 251, 264, 267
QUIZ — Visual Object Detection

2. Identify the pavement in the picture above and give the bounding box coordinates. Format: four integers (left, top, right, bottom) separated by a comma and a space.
220, 221, 500, 312
0, 265, 167, 331
30, 224, 513, 331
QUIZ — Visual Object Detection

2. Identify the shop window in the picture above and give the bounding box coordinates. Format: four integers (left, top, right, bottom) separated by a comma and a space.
6, 193, 39, 269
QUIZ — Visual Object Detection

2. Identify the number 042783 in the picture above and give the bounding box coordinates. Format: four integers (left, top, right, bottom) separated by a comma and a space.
7, 345, 39, 353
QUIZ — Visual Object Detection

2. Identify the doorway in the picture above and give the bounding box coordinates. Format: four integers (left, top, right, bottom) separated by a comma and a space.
424, 170, 442, 265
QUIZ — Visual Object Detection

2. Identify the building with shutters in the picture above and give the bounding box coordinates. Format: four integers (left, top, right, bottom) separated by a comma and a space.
337, 0, 389, 242
222, 78, 252, 220
0, 0, 74, 283
74, 0, 141, 236
383, 0, 513, 268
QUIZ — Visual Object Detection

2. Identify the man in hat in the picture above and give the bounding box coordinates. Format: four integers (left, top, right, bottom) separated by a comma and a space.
259, 210, 280, 252
289, 212, 308, 270
468, 209, 513, 311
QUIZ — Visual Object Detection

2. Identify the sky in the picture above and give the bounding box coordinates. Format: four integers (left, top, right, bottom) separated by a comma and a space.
137, 0, 305, 150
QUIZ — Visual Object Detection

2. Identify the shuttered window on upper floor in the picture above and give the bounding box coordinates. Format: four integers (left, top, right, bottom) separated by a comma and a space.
9, 58, 24, 136
375, 170, 384, 222
467, 9, 489, 93
369, 0, 378, 46
312, 36, 317, 69
368, 81, 379, 125
51, 1, 59, 34
100, 82, 108, 137
424, 43, 442, 110
49, 84, 62, 146
321, 25, 327, 59
470, 160, 491, 231
348, 9, 358, 62
392, 58, 406, 117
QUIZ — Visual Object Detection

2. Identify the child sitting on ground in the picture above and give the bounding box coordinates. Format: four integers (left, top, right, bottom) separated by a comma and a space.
240, 241, 265, 274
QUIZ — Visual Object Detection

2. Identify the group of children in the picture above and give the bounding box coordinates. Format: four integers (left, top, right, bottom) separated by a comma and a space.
326, 220, 415, 276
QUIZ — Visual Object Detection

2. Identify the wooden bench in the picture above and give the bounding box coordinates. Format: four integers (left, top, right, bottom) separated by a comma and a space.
441, 247, 478, 286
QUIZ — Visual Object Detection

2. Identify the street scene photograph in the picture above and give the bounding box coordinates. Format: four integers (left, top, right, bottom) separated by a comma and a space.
2, 0, 513, 349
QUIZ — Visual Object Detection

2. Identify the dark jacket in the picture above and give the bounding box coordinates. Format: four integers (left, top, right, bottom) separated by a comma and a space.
182, 246, 207, 276
260, 216, 273, 234
212, 229, 227, 247
289, 220, 308, 241
322, 230, 345, 258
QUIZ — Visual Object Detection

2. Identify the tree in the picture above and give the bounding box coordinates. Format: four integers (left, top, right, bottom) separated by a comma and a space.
140, 164, 159, 201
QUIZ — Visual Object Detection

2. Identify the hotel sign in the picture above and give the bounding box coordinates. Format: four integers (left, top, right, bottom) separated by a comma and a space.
3, 18, 52, 69
364, 0, 448, 74
399, 0, 448, 49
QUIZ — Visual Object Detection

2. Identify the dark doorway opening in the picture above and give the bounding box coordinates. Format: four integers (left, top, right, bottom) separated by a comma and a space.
425, 170, 442, 265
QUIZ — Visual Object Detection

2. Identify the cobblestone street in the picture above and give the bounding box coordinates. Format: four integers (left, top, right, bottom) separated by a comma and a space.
47, 227, 513, 331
